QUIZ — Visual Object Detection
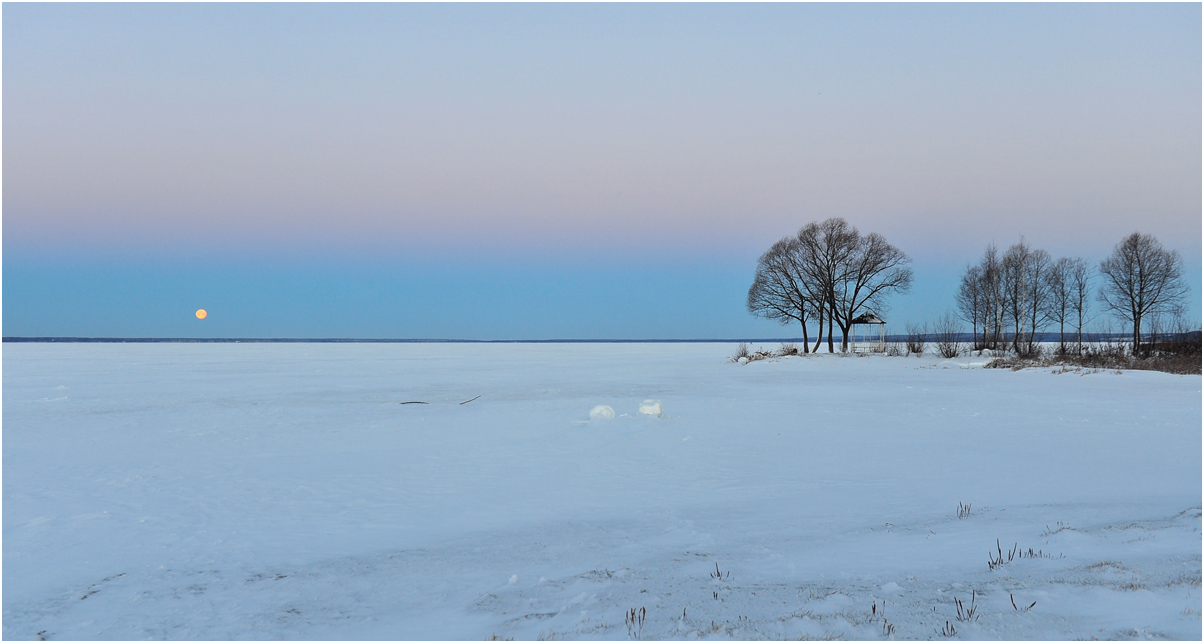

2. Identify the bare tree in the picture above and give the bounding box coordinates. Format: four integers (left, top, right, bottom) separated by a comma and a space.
955, 265, 982, 350
1098, 232, 1188, 355
980, 245, 1006, 350
1001, 243, 1028, 353
906, 321, 927, 355
1045, 257, 1073, 355
829, 231, 914, 352
796, 218, 860, 353
747, 236, 814, 351
1045, 256, 1092, 355
1001, 240, 1050, 356
751, 218, 913, 353
1068, 257, 1092, 355
1045, 257, 1093, 358
1163, 303, 1199, 355
964, 244, 1006, 351
933, 311, 964, 358
1022, 248, 1052, 354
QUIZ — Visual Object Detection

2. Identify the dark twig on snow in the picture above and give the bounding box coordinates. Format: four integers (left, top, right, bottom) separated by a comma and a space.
1011, 593, 1036, 612
955, 590, 980, 622
460, 395, 482, 405
988, 538, 1018, 570
625, 606, 646, 639
399, 401, 428, 405
709, 563, 730, 581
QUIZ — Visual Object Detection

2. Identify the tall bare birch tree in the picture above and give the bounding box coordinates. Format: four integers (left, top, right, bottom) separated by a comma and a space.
980, 245, 1005, 350
1045, 257, 1072, 354
1001, 240, 1051, 355
955, 265, 982, 350
1022, 247, 1052, 354
1068, 257, 1092, 354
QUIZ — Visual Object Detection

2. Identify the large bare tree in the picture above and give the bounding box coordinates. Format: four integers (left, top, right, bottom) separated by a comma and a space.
1098, 232, 1187, 355
796, 218, 859, 353
748, 218, 912, 354
828, 230, 914, 352
747, 236, 814, 351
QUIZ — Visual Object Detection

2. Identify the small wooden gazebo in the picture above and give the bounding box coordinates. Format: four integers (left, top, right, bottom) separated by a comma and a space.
849, 312, 886, 353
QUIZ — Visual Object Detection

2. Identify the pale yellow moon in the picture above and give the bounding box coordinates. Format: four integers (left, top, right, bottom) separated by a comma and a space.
196, 309, 207, 319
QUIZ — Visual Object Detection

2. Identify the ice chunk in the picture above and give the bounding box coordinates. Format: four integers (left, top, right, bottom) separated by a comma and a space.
638, 399, 663, 417
589, 405, 615, 420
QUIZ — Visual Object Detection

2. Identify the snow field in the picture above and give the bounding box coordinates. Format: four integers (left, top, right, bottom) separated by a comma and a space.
2, 343, 1200, 640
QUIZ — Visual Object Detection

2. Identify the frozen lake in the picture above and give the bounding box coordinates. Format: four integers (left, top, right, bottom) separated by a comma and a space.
3, 343, 1200, 640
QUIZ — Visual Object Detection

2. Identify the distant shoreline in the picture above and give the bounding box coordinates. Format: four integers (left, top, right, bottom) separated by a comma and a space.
3, 333, 1117, 344
3, 337, 799, 344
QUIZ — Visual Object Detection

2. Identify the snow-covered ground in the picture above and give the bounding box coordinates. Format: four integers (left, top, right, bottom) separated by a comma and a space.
3, 343, 1200, 640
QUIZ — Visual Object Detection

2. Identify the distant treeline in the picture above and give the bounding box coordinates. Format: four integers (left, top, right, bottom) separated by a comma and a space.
884, 331, 1199, 345
954, 232, 1192, 357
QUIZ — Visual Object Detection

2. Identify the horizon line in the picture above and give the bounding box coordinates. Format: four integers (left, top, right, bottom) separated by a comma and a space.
2, 337, 799, 344
2, 332, 1141, 344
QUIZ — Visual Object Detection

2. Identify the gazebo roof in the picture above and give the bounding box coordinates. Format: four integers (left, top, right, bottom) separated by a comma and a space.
850, 312, 885, 325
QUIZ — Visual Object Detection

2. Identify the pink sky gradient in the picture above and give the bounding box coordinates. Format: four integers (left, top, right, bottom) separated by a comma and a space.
4, 3, 1199, 337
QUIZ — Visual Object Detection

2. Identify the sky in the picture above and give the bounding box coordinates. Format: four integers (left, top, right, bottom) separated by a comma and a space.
4, 3, 1200, 339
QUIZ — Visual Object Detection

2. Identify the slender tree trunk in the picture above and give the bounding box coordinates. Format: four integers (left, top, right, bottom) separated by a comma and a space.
827, 308, 835, 353
980, 312, 989, 350
1059, 319, 1065, 355
1076, 308, 1083, 355
1133, 312, 1142, 357
1027, 307, 1039, 355
972, 310, 979, 351
812, 308, 824, 353
800, 319, 810, 353
1014, 314, 1023, 354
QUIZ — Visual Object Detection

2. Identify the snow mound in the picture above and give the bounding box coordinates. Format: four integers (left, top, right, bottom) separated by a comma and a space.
589, 405, 615, 421
880, 581, 903, 594
638, 399, 663, 417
